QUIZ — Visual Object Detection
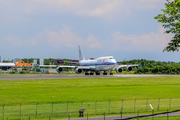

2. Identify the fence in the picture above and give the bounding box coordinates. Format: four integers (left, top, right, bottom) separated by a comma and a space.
1, 98, 180, 120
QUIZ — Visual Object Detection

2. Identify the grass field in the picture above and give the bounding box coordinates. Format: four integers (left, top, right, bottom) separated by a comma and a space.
1, 77, 180, 119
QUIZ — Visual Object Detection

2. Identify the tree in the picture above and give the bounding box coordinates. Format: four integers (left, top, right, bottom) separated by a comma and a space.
154, 0, 180, 52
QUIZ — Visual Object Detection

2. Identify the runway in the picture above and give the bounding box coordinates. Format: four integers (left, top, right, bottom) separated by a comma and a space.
0, 74, 180, 80
60, 111, 180, 120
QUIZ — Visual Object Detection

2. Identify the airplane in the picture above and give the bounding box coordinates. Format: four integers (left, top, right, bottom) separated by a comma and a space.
56, 46, 138, 75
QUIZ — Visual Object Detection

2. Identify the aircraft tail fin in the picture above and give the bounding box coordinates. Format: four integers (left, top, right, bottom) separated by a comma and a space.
78, 46, 85, 60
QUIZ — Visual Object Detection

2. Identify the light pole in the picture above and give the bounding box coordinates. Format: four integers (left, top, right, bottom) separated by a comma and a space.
109, 99, 111, 114
3, 104, 5, 120
20, 103, 22, 120
36, 102, 39, 118
95, 100, 98, 115
169, 97, 172, 111
146, 98, 149, 112
122, 99, 124, 114
157, 98, 161, 111
134, 98, 137, 113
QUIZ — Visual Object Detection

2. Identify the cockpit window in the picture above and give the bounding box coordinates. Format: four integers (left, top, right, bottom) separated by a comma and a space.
109, 58, 114, 59
90, 58, 95, 60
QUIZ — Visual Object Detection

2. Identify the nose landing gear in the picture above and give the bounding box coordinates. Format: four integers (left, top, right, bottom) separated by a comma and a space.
103, 72, 107, 75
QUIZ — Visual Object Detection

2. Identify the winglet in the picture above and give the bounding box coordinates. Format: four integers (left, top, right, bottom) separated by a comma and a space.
78, 46, 85, 60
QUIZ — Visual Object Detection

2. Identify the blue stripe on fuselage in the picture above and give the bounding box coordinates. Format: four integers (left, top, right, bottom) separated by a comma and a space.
80, 62, 118, 66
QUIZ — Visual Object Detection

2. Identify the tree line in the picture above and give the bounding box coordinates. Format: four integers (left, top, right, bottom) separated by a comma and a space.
22, 58, 72, 65
21, 58, 180, 74
118, 59, 180, 74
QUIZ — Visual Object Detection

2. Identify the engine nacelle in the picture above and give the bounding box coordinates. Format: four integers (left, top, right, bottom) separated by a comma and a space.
56, 67, 63, 73
126, 66, 133, 72
116, 67, 123, 73
75, 68, 83, 74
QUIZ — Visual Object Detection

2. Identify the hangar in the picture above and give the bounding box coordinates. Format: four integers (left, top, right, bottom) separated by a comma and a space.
0, 63, 15, 70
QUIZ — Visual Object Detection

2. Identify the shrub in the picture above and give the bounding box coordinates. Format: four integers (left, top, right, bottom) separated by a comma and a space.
10, 71, 15, 74
19, 71, 25, 74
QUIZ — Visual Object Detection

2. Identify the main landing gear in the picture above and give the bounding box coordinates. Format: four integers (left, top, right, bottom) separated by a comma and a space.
85, 72, 94, 75
95, 72, 100, 75
103, 72, 107, 75
85, 71, 113, 75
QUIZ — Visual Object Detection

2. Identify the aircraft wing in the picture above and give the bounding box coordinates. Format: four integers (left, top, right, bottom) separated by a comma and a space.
77, 66, 95, 69
118, 64, 139, 67
57, 66, 76, 69
56, 65, 96, 72
57, 65, 95, 69
39, 65, 57, 67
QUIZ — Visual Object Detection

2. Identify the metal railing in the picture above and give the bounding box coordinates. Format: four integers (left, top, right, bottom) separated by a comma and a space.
1, 98, 179, 120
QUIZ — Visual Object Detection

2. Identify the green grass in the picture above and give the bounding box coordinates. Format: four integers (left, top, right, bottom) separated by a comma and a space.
1, 77, 180, 119
1, 77, 180, 105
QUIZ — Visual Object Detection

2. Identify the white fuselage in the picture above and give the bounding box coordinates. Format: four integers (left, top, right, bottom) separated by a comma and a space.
79, 56, 118, 71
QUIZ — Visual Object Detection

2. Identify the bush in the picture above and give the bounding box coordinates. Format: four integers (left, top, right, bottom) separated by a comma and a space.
19, 71, 25, 74
22, 68, 27, 71
10, 71, 15, 74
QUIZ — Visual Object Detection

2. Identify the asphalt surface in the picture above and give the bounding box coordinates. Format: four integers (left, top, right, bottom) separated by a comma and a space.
0, 74, 180, 80
60, 112, 180, 120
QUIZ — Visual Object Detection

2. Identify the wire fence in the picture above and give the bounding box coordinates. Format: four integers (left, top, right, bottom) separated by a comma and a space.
1, 98, 180, 120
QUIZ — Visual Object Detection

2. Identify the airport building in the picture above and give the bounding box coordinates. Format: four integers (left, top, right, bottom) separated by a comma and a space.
14, 58, 24, 64
0, 63, 15, 71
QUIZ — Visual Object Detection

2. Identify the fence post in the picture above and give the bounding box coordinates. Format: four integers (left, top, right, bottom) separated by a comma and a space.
3, 104, 5, 120
67, 101, 69, 117
146, 98, 149, 112
68, 114, 70, 120
49, 115, 51, 120
152, 110, 154, 120
120, 107, 122, 119
52, 102, 54, 118
95, 100, 98, 115
104, 112, 105, 120
167, 109, 169, 120
157, 98, 161, 111
81, 100, 84, 108
87, 113, 88, 120
109, 99, 111, 114
134, 98, 137, 113
36, 102, 39, 118
20, 103, 22, 120
121, 99, 124, 114
169, 97, 172, 111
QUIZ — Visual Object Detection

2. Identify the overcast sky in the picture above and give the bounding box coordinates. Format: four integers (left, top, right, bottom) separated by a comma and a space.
0, 0, 179, 62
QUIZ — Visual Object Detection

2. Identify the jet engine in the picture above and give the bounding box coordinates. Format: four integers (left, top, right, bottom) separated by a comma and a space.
75, 68, 83, 74
126, 66, 133, 71
116, 67, 123, 73
56, 67, 63, 73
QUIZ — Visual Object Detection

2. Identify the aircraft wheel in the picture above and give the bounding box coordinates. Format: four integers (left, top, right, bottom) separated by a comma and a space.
110, 73, 113, 75
85, 73, 89, 75
90, 72, 94, 75
103, 73, 107, 75
96, 73, 100, 75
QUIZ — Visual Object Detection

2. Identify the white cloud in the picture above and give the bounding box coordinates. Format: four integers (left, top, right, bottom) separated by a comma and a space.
1, 25, 173, 52
1, 25, 102, 49
45, 25, 84, 48
110, 26, 173, 51
86, 34, 103, 48
44, 25, 102, 49
0, 0, 166, 21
